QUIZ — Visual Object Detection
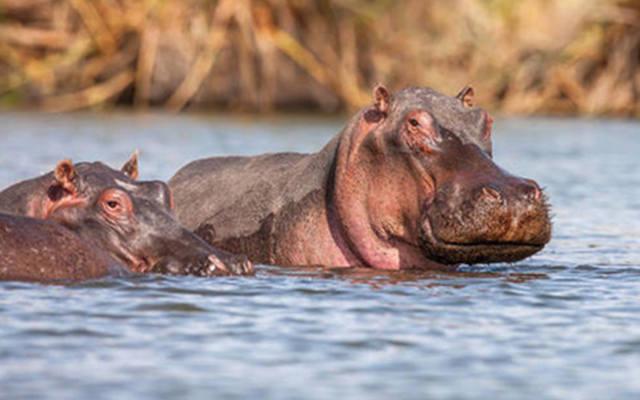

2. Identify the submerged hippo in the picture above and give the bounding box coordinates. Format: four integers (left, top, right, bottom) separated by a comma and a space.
0, 154, 253, 282
170, 85, 552, 270
0, 213, 124, 282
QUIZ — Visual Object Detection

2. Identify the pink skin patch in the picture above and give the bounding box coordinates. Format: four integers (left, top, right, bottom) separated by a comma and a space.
27, 195, 89, 219
403, 110, 440, 154
484, 112, 494, 140
332, 107, 450, 270
168, 189, 175, 211
334, 113, 411, 270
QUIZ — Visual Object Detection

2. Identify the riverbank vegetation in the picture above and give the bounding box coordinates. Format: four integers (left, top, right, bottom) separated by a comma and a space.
1, 0, 639, 116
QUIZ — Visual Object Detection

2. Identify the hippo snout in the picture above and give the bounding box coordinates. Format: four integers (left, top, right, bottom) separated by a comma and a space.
205, 253, 254, 276
477, 178, 541, 204
420, 178, 552, 265
152, 253, 254, 277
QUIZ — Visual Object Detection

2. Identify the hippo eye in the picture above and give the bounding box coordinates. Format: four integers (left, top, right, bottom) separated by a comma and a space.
99, 189, 133, 218
409, 118, 420, 127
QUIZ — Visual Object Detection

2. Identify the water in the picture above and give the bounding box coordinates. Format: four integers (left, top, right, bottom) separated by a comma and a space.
0, 112, 639, 399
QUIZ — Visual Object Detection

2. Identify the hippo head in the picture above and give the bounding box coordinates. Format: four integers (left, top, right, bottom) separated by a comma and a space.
29, 153, 252, 276
333, 85, 551, 269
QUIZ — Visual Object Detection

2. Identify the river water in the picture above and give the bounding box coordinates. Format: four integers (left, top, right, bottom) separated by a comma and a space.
0, 112, 639, 399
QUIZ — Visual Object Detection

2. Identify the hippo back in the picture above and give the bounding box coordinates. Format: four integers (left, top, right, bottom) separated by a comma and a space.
169, 137, 340, 252
0, 171, 51, 215
0, 213, 123, 282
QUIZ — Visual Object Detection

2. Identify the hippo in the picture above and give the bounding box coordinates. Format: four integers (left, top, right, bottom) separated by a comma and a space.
0, 154, 253, 281
169, 85, 552, 270
0, 213, 124, 282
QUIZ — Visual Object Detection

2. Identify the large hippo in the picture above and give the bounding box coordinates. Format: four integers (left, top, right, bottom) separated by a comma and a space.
0, 154, 253, 281
170, 85, 552, 270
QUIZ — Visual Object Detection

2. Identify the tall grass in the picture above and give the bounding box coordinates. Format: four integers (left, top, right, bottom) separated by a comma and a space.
1, 0, 639, 115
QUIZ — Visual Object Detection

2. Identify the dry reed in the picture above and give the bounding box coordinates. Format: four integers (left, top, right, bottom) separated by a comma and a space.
0, 0, 639, 116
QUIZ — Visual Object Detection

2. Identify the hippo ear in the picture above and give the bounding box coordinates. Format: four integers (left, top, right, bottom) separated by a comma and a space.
373, 84, 391, 115
26, 159, 85, 219
36, 159, 79, 215
456, 85, 475, 108
52, 159, 78, 196
121, 150, 139, 180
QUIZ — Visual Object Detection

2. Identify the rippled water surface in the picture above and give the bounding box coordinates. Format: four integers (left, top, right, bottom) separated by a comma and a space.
1, 112, 639, 399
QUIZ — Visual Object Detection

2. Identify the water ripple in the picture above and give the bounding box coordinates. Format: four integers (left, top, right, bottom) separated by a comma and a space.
1, 115, 639, 399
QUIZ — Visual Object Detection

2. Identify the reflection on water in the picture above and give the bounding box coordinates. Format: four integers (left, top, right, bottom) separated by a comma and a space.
263, 265, 549, 288
1, 112, 639, 399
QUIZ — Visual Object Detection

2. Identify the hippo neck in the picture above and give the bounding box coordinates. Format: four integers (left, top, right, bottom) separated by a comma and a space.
266, 135, 364, 267
260, 135, 361, 266
269, 126, 429, 269
331, 118, 437, 270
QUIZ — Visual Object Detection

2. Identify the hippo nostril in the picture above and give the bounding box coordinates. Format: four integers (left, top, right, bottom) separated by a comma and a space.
521, 179, 542, 202
480, 186, 502, 202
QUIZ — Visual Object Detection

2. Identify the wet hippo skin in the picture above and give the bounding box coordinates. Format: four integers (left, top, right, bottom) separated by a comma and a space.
0, 153, 253, 281
0, 213, 123, 282
170, 85, 552, 270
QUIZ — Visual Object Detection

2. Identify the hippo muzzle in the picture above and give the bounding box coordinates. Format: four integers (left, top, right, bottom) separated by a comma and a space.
418, 151, 552, 265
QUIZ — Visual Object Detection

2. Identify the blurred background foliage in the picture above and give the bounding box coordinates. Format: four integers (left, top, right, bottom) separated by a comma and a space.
0, 0, 639, 115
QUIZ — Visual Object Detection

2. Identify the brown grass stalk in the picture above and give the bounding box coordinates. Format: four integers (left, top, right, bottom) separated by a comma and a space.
40, 68, 133, 112
164, 0, 236, 112
0, 0, 638, 116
